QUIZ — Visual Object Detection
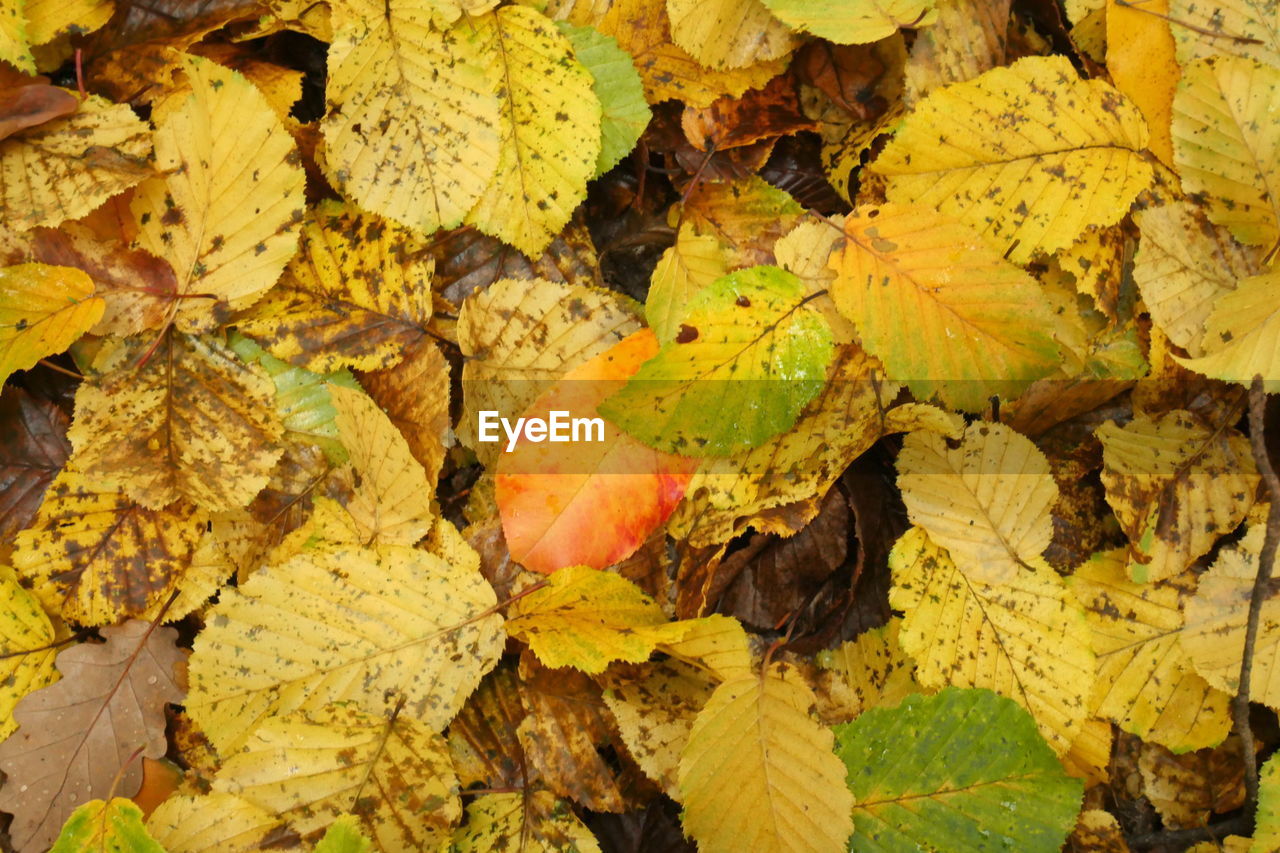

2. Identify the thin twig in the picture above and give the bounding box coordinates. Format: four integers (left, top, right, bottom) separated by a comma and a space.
37, 358, 83, 380
1239, 375, 1280, 814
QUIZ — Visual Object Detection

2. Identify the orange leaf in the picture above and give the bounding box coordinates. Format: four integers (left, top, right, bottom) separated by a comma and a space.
496, 329, 697, 573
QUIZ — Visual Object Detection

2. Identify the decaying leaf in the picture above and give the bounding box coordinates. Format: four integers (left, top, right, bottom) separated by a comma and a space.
814, 619, 922, 723
0, 386, 69, 555
0, 565, 59, 741
454, 791, 602, 853
0, 620, 186, 853
212, 703, 460, 851
66, 331, 285, 512
1097, 409, 1257, 582
0, 264, 103, 386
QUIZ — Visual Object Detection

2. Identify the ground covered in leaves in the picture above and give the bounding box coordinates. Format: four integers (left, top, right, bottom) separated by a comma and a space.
1, 0, 1280, 851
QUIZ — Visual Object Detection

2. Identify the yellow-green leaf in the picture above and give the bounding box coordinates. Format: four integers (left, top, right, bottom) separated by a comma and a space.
506, 566, 667, 672
66, 332, 285, 512
1172, 55, 1280, 248
1072, 549, 1231, 751
186, 538, 503, 753
130, 53, 304, 334
557, 22, 650, 176
51, 798, 165, 853
465, 6, 601, 256
320, 0, 500, 234
645, 225, 728, 345
213, 703, 459, 851
897, 421, 1058, 583
871, 55, 1153, 263
678, 663, 854, 853
314, 816, 373, 853
0, 264, 103, 386
1097, 410, 1258, 582
829, 204, 1061, 412
890, 526, 1095, 753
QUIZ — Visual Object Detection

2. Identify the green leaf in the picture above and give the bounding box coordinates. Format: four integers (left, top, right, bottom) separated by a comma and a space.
600, 265, 834, 457
51, 798, 166, 853
314, 816, 373, 853
834, 688, 1083, 853
558, 22, 651, 176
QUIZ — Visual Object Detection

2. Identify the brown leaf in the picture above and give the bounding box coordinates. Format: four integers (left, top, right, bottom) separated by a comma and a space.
1138, 736, 1247, 829
358, 336, 450, 483
31, 224, 177, 337
517, 654, 627, 812
681, 75, 816, 152
433, 222, 602, 305
448, 665, 529, 790
0, 386, 69, 561
0, 620, 187, 853
0, 85, 77, 143
794, 41, 894, 121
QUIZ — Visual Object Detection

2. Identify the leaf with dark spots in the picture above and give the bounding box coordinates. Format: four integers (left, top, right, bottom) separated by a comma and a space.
0, 386, 69, 560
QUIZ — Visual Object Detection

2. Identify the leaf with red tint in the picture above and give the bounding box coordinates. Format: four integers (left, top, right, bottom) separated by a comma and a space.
0, 386, 69, 559
496, 329, 698, 574
0, 85, 77, 142
681, 74, 817, 152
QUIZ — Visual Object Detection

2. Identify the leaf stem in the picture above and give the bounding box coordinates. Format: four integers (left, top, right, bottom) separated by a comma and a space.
38, 358, 83, 380
1238, 374, 1280, 818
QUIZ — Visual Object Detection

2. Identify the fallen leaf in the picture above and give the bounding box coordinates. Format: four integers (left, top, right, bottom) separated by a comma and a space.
0, 385, 69, 556
0, 263, 104, 386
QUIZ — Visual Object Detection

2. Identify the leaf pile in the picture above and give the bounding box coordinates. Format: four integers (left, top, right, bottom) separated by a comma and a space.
0, 0, 1278, 850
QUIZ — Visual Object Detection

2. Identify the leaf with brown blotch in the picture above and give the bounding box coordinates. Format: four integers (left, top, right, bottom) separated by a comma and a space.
1138, 737, 1247, 829
129, 51, 305, 334
31, 225, 177, 338
12, 469, 209, 626
454, 791, 602, 853
66, 330, 285, 512
0, 386, 69, 559
0, 84, 77, 142
681, 75, 817, 152
0, 566, 60, 741
0, 620, 187, 853
447, 665, 528, 791
0, 95, 152, 232
146, 792, 283, 853
238, 201, 436, 374
357, 336, 450, 479
517, 655, 628, 813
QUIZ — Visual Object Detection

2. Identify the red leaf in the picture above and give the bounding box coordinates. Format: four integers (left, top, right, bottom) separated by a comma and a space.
496, 330, 697, 573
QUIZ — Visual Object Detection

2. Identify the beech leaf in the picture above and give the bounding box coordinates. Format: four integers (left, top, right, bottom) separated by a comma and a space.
50, 798, 166, 853
0, 264, 104, 387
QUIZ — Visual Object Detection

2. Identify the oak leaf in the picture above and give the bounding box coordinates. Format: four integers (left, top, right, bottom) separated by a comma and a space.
0, 620, 187, 853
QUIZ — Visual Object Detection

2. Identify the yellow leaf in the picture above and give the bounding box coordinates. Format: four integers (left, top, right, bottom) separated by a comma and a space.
506, 566, 667, 673
871, 55, 1153, 263
1174, 272, 1280, 383
772, 217, 858, 345
0, 566, 58, 741
1097, 410, 1257, 582
829, 204, 1062, 412
1257, 755, 1280, 853
24, 0, 112, 46
130, 53, 304, 334
463, 6, 601, 256
454, 791, 601, 853
1172, 55, 1280, 248
0, 0, 31, 72
1183, 521, 1280, 710
669, 346, 896, 546
666, 0, 794, 69
12, 470, 210, 626
646, 225, 728, 344
0, 264, 103, 386
238, 202, 435, 373
682, 175, 803, 268
212, 704, 460, 851
897, 422, 1058, 583
0, 95, 151, 230
1168, 0, 1280, 67
1072, 549, 1232, 751
678, 663, 854, 853
1106, 0, 1177, 167
904, 0, 1010, 103
548, 0, 788, 107
186, 540, 503, 753
814, 619, 923, 723
67, 332, 285, 512
601, 659, 715, 798
763, 0, 937, 45
320, 0, 500, 234
640, 614, 755, 681
1133, 195, 1261, 356
147, 792, 282, 853
457, 276, 640, 465
890, 526, 1095, 753
329, 384, 434, 546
